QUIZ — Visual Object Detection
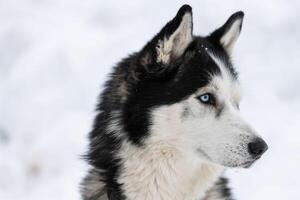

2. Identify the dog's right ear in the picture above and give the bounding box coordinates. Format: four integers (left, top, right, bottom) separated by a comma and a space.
138, 5, 193, 75
208, 11, 244, 55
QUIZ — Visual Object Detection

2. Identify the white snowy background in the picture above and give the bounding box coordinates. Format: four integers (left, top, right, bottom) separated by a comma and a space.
0, 0, 299, 199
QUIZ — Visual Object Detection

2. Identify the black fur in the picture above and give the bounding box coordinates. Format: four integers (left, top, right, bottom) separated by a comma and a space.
124, 38, 227, 145
204, 177, 234, 200
82, 5, 241, 200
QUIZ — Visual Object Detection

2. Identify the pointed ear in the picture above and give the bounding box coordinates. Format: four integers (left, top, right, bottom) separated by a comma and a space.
209, 11, 244, 55
138, 5, 193, 74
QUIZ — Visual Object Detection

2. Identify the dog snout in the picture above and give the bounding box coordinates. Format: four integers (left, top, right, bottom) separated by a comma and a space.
247, 138, 268, 158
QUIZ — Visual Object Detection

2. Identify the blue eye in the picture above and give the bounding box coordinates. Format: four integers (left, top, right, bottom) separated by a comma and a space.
197, 93, 215, 105
200, 94, 210, 102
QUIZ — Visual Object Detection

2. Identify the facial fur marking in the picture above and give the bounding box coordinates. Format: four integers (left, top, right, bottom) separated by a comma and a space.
181, 103, 193, 119
215, 104, 225, 118
207, 51, 234, 81
182, 106, 190, 119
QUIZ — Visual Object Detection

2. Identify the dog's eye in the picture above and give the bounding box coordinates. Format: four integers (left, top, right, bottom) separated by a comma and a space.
197, 93, 216, 105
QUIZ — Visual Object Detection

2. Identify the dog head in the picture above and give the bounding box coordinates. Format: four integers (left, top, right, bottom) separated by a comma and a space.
124, 5, 268, 168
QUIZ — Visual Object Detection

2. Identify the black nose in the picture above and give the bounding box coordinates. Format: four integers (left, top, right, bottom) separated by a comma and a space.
248, 138, 268, 158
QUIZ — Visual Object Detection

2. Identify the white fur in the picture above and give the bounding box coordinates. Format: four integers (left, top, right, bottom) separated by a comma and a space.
220, 19, 242, 54
118, 129, 224, 200
156, 13, 193, 64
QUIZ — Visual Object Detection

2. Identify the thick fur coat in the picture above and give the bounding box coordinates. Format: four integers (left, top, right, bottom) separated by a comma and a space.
81, 5, 268, 200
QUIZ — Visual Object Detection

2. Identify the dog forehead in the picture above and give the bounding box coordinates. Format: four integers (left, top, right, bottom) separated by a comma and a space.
205, 52, 241, 100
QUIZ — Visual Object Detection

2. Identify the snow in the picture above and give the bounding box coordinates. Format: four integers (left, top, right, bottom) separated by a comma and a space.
0, 0, 299, 199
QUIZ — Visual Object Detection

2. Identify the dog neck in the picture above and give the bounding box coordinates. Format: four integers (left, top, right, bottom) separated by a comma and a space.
116, 140, 224, 200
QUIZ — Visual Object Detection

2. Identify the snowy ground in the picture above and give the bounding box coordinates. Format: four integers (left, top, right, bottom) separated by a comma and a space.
0, 0, 299, 199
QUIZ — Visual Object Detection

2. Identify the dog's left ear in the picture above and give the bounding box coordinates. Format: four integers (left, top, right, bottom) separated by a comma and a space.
208, 11, 244, 55
138, 5, 193, 75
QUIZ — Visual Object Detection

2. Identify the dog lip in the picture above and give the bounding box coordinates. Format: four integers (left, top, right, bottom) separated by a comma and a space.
254, 155, 262, 160
239, 160, 255, 168
240, 154, 263, 168
242, 161, 254, 168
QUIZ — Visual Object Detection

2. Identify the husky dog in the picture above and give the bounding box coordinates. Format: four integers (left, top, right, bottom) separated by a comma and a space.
81, 5, 268, 200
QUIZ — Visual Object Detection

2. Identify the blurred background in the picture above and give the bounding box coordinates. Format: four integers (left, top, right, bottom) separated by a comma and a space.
0, 0, 299, 199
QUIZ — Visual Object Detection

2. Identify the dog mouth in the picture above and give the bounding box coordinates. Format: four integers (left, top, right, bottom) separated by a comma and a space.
196, 148, 262, 168
238, 156, 262, 168
239, 160, 255, 168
